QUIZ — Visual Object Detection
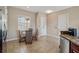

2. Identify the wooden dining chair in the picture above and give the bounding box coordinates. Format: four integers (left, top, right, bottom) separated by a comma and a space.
25, 28, 33, 44
18, 30, 26, 42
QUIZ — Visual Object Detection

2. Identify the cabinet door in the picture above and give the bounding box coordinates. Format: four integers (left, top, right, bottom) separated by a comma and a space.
60, 37, 69, 53
71, 43, 79, 53
60, 37, 64, 53
0, 11, 2, 53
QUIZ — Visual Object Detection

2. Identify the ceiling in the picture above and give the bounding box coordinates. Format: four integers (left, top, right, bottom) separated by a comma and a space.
14, 6, 72, 14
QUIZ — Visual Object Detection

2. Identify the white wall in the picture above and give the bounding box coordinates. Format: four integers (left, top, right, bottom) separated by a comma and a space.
47, 6, 79, 45
47, 6, 79, 38
7, 7, 36, 41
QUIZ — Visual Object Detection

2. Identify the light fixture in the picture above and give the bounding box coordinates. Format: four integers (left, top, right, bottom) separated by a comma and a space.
45, 10, 53, 14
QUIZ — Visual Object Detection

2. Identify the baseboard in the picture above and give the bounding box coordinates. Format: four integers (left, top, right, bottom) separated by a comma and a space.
6, 37, 18, 42
47, 34, 60, 39
38, 34, 48, 37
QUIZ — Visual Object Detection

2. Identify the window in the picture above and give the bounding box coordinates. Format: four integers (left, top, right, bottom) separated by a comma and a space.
18, 16, 31, 31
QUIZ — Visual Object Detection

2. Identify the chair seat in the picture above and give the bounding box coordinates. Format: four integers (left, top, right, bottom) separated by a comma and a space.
18, 30, 26, 42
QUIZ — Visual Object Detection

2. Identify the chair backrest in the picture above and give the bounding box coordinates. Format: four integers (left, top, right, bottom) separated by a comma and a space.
18, 30, 26, 38
26, 28, 33, 40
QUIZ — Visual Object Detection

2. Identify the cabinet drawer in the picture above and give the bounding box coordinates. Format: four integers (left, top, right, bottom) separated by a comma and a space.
71, 43, 79, 53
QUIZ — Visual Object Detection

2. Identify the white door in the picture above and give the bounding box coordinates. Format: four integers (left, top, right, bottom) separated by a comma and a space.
58, 13, 69, 35
39, 15, 47, 36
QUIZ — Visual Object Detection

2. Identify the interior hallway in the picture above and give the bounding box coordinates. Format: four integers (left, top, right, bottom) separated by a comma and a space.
3, 36, 59, 53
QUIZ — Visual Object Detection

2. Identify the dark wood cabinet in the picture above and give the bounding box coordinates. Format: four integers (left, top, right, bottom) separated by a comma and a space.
0, 30, 2, 53
60, 31, 79, 53
70, 42, 79, 53
0, 39, 2, 53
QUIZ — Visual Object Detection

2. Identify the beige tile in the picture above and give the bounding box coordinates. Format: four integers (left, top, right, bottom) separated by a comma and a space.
3, 36, 59, 53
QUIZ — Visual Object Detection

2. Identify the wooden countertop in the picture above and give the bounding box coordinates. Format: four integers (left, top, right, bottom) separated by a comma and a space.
60, 34, 79, 46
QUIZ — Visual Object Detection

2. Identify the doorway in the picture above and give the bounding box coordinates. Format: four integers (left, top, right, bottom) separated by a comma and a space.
39, 15, 47, 36
58, 13, 69, 35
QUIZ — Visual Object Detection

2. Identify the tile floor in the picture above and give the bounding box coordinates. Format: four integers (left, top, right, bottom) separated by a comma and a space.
3, 36, 60, 53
